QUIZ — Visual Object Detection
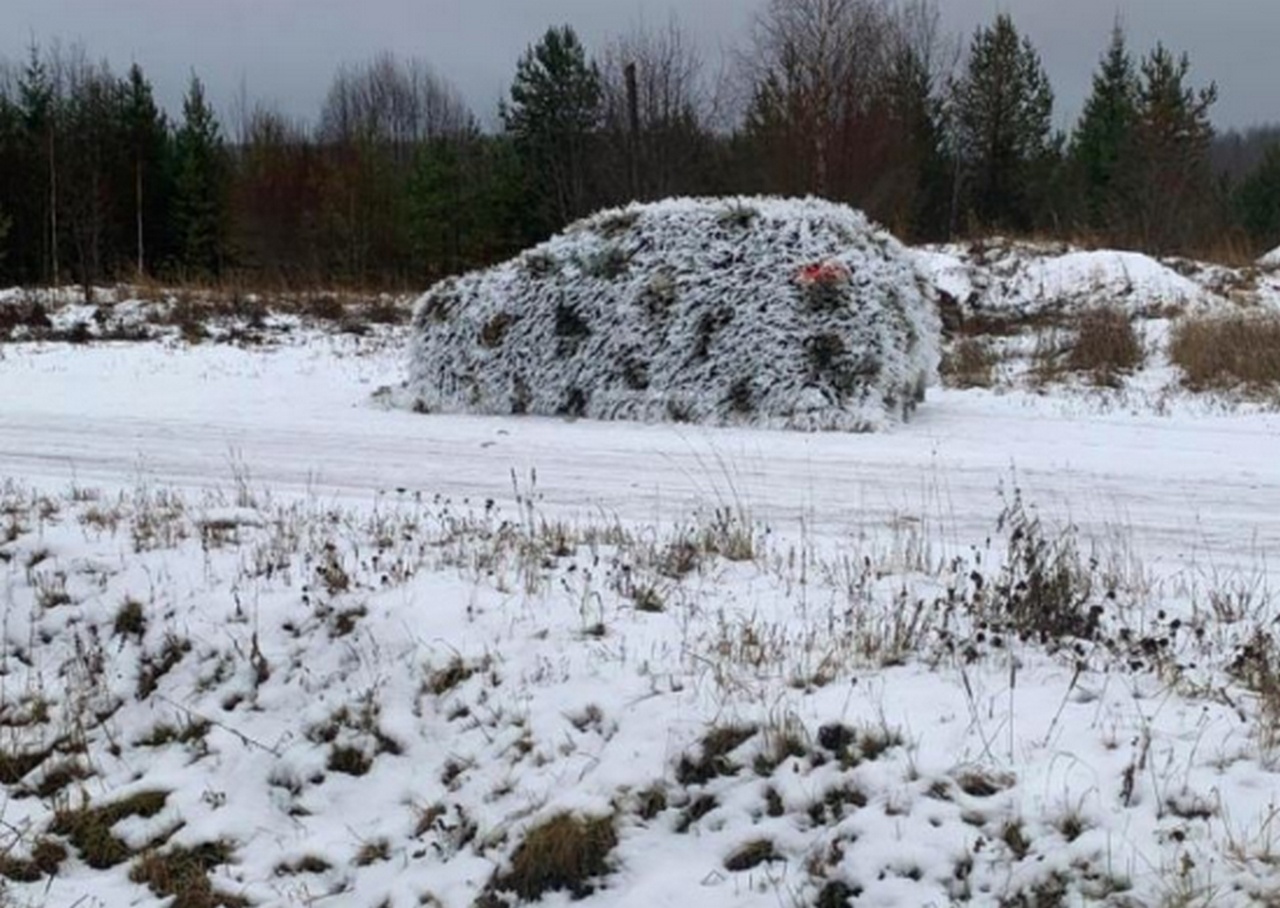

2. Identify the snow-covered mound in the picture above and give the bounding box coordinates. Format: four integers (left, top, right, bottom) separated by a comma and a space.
1260, 245, 1280, 269
408, 198, 940, 432
919, 240, 1219, 319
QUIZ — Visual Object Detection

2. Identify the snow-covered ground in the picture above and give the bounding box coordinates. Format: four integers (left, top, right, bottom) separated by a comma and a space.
3, 331, 1279, 578
3, 251, 1280, 906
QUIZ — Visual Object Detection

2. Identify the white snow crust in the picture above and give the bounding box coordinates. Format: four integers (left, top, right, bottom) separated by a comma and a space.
1260, 244, 1280, 268
408, 197, 940, 432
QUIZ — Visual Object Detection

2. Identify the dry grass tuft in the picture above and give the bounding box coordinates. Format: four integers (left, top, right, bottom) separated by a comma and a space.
1228, 628, 1280, 752
1170, 313, 1280, 391
130, 841, 245, 908
724, 838, 780, 872
113, 596, 147, 639
483, 813, 617, 902
0, 745, 55, 785
274, 854, 332, 876
1031, 308, 1143, 388
1066, 308, 1144, 386
941, 338, 998, 389
51, 790, 170, 868
954, 768, 1016, 799
354, 838, 391, 866
0, 837, 67, 882
136, 718, 211, 749
426, 657, 476, 697
676, 724, 758, 785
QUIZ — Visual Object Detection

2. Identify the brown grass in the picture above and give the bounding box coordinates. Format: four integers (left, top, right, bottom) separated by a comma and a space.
676, 724, 758, 785
1032, 308, 1143, 388
941, 338, 998, 389
1184, 231, 1262, 269
51, 790, 170, 868
1170, 314, 1280, 391
130, 841, 245, 908
484, 813, 617, 902
724, 838, 780, 871
0, 837, 67, 882
1065, 308, 1144, 386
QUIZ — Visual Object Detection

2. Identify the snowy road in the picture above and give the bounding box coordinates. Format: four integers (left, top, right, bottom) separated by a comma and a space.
1, 337, 1277, 577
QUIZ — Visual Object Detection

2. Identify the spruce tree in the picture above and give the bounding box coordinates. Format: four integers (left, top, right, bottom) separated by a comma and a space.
409, 135, 483, 279
19, 46, 59, 284
1237, 145, 1280, 250
884, 41, 951, 240
502, 25, 602, 236
173, 74, 228, 276
1071, 24, 1138, 232
122, 64, 171, 277
953, 14, 1055, 231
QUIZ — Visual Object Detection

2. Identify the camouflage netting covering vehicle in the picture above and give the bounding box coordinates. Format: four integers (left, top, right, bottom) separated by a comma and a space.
408, 196, 940, 431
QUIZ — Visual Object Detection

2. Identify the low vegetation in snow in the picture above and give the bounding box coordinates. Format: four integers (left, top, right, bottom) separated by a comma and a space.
921, 237, 1280, 406
0, 285, 412, 347
0, 476, 1279, 906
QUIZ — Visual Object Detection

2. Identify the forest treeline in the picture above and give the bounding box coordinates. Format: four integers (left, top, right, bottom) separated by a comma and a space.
1, 0, 1278, 290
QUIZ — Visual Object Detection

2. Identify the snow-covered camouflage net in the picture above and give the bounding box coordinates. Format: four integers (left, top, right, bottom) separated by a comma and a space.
407, 197, 940, 431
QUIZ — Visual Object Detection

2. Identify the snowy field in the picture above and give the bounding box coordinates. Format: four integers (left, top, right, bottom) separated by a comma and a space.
2, 241, 1280, 907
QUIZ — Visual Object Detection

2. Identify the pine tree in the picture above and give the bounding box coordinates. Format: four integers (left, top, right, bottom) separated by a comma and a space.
502, 26, 602, 236
173, 74, 229, 276
883, 40, 951, 240
1070, 24, 1139, 232
1125, 44, 1217, 252
953, 14, 1055, 231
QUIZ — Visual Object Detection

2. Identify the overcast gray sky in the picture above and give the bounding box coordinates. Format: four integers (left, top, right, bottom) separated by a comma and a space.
1, 0, 1275, 131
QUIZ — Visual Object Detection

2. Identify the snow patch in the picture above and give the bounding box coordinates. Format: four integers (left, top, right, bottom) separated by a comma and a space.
918, 240, 1220, 318
408, 197, 941, 432
1260, 245, 1280, 269
1013, 249, 1209, 310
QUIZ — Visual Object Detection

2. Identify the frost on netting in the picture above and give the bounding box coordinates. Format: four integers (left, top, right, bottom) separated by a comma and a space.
407, 197, 941, 432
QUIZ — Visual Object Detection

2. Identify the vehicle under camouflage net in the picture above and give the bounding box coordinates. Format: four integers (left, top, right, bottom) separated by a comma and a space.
408, 196, 940, 432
